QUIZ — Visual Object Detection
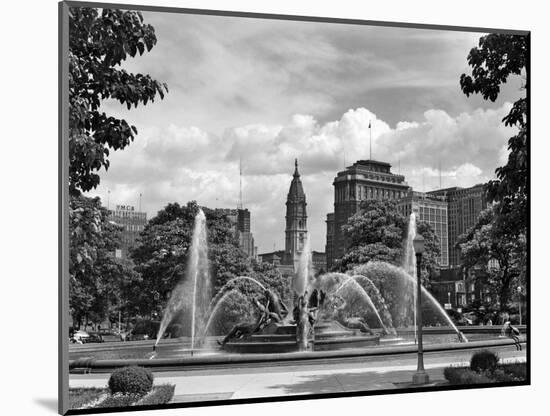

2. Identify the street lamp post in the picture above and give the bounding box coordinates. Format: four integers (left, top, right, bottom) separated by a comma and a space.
517, 286, 522, 325
412, 234, 430, 385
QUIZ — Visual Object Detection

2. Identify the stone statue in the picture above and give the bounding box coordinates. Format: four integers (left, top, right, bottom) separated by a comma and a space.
340, 317, 374, 335
263, 288, 288, 322
218, 297, 270, 346
296, 291, 311, 351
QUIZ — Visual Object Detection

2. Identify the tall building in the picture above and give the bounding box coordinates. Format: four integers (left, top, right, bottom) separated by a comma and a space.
284, 159, 308, 265
325, 213, 335, 269
427, 184, 488, 267
259, 159, 326, 276
397, 190, 449, 267
108, 204, 147, 258
326, 159, 410, 269
213, 207, 257, 259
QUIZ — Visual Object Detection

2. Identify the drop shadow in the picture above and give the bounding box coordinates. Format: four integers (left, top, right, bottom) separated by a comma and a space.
34, 398, 58, 413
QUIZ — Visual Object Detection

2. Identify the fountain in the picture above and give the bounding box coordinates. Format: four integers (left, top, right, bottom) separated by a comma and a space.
404, 212, 418, 341
218, 235, 382, 353
155, 208, 466, 356
155, 208, 211, 351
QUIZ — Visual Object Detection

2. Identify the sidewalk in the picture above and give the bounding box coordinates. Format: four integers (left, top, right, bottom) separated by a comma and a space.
69, 347, 526, 403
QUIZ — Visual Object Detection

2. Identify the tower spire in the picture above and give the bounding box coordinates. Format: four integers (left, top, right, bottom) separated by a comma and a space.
238, 157, 243, 209
285, 158, 307, 262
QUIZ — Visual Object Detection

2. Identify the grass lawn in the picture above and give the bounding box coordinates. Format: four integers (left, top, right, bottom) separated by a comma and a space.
444, 361, 527, 385
69, 385, 175, 409
69, 387, 107, 409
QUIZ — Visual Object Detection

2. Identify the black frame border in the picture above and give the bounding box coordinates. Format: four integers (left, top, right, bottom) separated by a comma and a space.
59, 1, 531, 414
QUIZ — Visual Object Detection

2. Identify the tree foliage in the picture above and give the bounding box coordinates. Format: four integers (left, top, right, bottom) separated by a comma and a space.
68, 7, 168, 195
131, 202, 288, 319
334, 199, 440, 280
458, 205, 526, 311
335, 199, 406, 271
69, 195, 140, 327
416, 220, 441, 286
460, 33, 528, 236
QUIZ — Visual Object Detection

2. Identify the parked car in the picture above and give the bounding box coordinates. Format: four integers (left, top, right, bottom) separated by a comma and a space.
462, 312, 478, 325
97, 328, 124, 342
70, 330, 104, 344
85, 331, 104, 343
126, 320, 160, 341
70, 330, 90, 344
446, 310, 473, 326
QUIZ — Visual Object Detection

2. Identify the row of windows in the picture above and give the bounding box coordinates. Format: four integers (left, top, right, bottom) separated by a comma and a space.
336, 185, 406, 202
360, 173, 401, 183
112, 211, 146, 219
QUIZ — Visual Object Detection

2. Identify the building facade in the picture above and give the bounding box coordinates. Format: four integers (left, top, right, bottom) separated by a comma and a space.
326, 159, 410, 269
259, 159, 326, 276
108, 204, 147, 258
397, 190, 449, 267
284, 159, 308, 265
427, 184, 488, 267
214, 207, 257, 259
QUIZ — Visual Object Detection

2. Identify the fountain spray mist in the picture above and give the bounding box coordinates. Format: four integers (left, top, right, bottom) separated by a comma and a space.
294, 233, 313, 296
188, 208, 210, 350
404, 212, 418, 340
155, 208, 210, 350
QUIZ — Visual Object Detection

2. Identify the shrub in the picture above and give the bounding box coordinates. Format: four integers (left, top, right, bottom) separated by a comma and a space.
470, 350, 499, 374
100, 393, 141, 408
108, 366, 154, 396
501, 362, 527, 380
492, 369, 516, 382
444, 367, 493, 385
137, 385, 175, 406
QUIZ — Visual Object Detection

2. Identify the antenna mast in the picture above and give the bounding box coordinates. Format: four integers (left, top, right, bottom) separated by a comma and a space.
238, 157, 243, 209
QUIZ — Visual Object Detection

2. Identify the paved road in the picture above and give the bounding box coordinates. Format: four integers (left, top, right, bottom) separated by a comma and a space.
70, 344, 526, 404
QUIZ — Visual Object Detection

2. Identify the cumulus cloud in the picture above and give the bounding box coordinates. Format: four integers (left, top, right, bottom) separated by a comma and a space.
89, 103, 515, 253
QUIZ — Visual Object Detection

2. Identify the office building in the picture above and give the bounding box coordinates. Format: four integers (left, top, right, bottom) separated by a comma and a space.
108, 204, 147, 258
397, 190, 449, 267
326, 159, 410, 268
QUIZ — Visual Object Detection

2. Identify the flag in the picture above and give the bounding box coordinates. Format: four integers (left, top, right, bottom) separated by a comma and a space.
369, 121, 371, 129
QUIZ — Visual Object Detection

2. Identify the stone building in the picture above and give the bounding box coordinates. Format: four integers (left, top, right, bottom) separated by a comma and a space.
326, 159, 410, 269
259, 159, 326, 275
108, 204, 147, 258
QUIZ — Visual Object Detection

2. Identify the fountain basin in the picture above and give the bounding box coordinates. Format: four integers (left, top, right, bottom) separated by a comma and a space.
69, 336, 525, 374
222, 320, 380, 353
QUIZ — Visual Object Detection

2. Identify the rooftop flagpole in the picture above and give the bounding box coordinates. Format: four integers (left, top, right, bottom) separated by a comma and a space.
369, 120, 372, 160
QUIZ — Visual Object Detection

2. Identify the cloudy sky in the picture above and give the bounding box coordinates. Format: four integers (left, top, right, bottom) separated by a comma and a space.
88, 11, 523, 253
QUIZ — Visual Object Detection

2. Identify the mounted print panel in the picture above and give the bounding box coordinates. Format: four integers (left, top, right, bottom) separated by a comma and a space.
59, 1, 530, 414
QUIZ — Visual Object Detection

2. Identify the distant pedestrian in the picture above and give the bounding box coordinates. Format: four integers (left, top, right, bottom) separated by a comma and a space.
502, 321, 521, 350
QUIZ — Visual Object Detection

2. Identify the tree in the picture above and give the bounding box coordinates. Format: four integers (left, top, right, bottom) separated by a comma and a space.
68, 8, 168, 327
458, 205, 526, 312
416, 221, 441, 287
131, 202, 288, 320
460, 34, 528, 237
69, 7, 168, 195
69, 195, 126, 327
334, 199, 406, 271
